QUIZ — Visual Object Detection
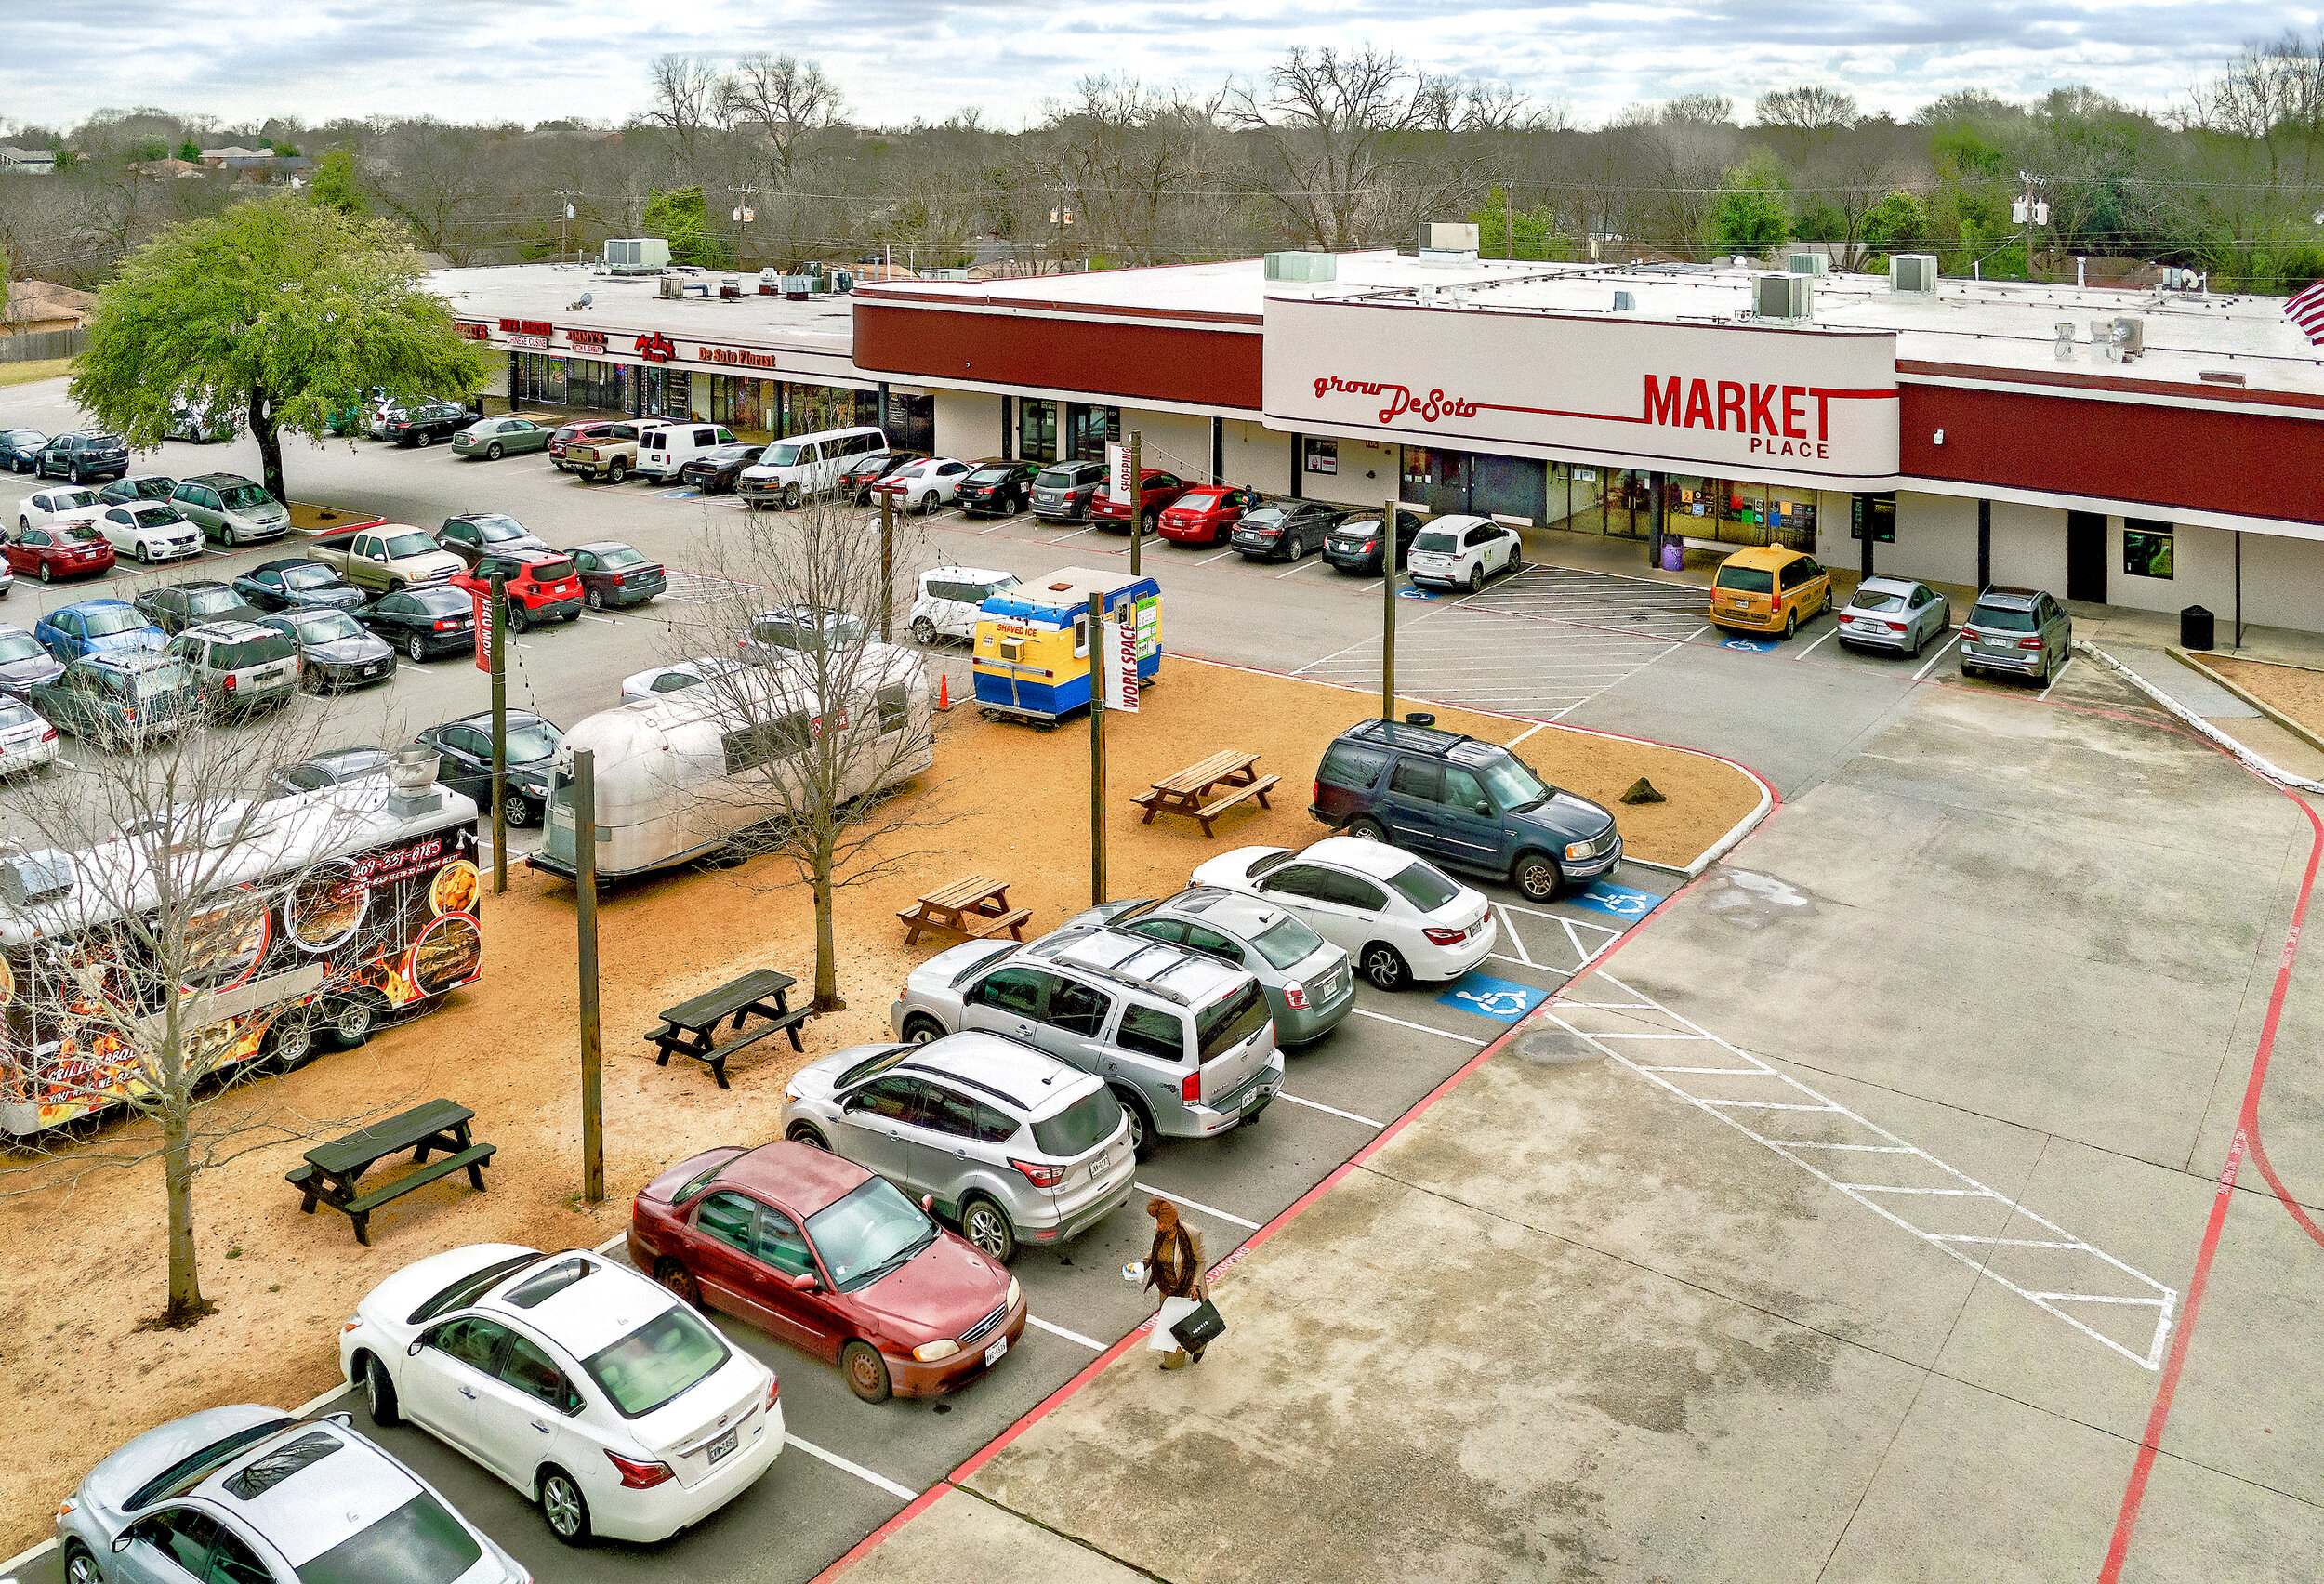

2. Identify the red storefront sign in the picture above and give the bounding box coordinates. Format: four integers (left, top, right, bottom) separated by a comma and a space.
696, 346, 779, 371
497, 317, 553, 337
635, 332, 678, 363
456, 323, 491, 341
565, 328, 608, 352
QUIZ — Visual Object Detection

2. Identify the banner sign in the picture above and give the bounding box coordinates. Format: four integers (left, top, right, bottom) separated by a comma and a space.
1105, 441, 1133, 507
1100, 609, 1139, 712
470, 587, 491, 673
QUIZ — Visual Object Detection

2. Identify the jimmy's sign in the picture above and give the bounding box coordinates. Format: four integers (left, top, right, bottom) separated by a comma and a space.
1265, 296, 1899, 487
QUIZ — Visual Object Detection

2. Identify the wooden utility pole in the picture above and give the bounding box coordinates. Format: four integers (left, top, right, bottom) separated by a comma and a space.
574, 748, 603, 1206
1089, 591, 1106, 905
489, 573, 508, 895
1381, 494, 1399, 721
879, 489, 895, 642
1128, 430, 1142, 578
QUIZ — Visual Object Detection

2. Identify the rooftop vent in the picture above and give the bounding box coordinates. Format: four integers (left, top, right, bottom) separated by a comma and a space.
1890, 254, 1938, 295
0, 849, 74, 908
1786, 252, 1829, 278
1419, 221, 1480, 266
1753, 273, 1813, 322
1263, 252, 1337, 284
1613, 291, 1635, 311
603, 238, 671, 276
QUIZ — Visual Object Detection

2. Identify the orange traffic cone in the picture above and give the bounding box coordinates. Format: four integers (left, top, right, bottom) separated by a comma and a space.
938, 673, 952, 711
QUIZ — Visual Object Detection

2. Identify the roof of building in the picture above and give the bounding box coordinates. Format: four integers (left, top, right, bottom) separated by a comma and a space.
3, 279, 95, 325
429, 262, 857, 357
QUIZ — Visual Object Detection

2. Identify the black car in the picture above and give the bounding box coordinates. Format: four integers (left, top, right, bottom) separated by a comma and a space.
37, 431, 130, 485
1028, 459, 1109, 523
956, 458, 1040, 518
98, 475, 178, 506
569, 541, 666, 610
232, 557, 366, 614
0, 624, 64, 696
1, 430, 50, 473
1231, 500, 1346, 561
258, 608, 398, 692
133, 580, 264, 637
359, 584, 476, 662
678, 443, 766, 495
1323, 508, 1428, 575
437, 512, 549, 569
379, 400, 470, 448
264, 744, 393, 800
415, 710, 561, 826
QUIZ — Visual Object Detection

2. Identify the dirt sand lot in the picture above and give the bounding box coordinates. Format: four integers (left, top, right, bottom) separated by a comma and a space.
0, 658, 1759, 1551
2204, 654, 2324, 740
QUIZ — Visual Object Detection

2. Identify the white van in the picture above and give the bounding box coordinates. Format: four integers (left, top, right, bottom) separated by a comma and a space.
907, 566, 1022, 645
737, 425, 887, 511
637, 420, 737, 482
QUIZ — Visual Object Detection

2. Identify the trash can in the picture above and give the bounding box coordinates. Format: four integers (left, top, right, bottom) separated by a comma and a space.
2181, 604, 2214, 651
1661, 539, 1684, 572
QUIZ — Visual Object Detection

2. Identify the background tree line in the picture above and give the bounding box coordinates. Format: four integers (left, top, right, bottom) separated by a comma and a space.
8, 33, 2324, 293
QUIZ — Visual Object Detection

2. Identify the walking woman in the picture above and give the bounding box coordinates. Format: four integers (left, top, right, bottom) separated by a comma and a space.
1142, 1196, 1208, 1370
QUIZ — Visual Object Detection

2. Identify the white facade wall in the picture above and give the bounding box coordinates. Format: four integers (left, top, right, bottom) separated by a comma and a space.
933, 389, 1001, 462
1300, 436, 1403, 508
1118, 408, 1213, 485
1223, 420, 1294, 495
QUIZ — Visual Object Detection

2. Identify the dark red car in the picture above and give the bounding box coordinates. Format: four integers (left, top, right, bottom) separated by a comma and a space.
1156, 483, 1264, 546
839, 450, 926, 505
450, 548, 583, 632
549, 419, 631, 467
7, 521, 115, 583
1089, 468, 1192, 533
629, 1141, 1024, 1405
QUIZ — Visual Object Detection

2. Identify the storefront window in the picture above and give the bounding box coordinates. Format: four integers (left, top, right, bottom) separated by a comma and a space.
710, 374, 771, 432
2123, 519, 2174, 579
1303, 437, 1338, 476
564, 358, 627, 413
885, 392, 934, 454
1020, 400, 1058, 463
1850, 494, 1895, 547
1066, 403, 1118, 462
783, 382, 865, 438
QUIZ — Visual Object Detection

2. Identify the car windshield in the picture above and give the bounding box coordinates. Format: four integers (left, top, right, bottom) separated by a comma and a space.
806, 1175, 937, 1292
966, 467, 1013, 483
1385, 859, 1463, 913
128, 662, 196, 699
282, 563, 338, 589
1413, 530, 1458, 552
836, 1046, 912, 1087
505, 722, 561, 762
129, 504, 186, 527
218, 483, 271, 511
0, 632, 46, 663
56, 523, 104, 545
1715, 565, 1775, 594
1475, 753, 1552, 812
1242, 508, 1287, 530
529, 559, 574, 582
592, 545, 646, 569
471, 516, 525, 539
1851, 590, 1906, 612
82, 607, 149, 637
1036, 465, 1101, 489
0, 701, 32, 729
765, 442, 803, 466
52, 488, 99, 508
1176, 489, 1227, 508
1971, 601, 2039, 632
125, 1418, 297, 1510
1250, 914, 1328, 970
705, 445, 755, 462
123, 479, 174, 499
581, 1305, 731, 1419
1246, 849, 1295, 878
1031, 1088, 1122, 1156
188, 588, 242, 614
1196, 982, 1270, 1063
294, 1492, 482, 1584
975, 574, 1021, 599
214, 636, 295, 669
412, 588, 469, 615
384, 533, 435, 557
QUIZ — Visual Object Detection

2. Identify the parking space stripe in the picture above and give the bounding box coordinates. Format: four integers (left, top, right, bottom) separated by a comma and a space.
784, 1433, 920, 1501
1274, 1090, 1386, 1129
1912, 642, 1952, 681
1027, 1315, 1107, 1350
1131, 1183, 1261, 1230
1351, 1008, 1487, 1045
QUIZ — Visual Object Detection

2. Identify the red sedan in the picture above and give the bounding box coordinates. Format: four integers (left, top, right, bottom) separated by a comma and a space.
8, 520, 115, 582
1156, 484, 1264, 546
630, 1141, 1025, 1404
1089, 468, 1192, 533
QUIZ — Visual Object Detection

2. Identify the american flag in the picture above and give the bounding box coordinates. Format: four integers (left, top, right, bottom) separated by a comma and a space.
2288, 279, 2324, 344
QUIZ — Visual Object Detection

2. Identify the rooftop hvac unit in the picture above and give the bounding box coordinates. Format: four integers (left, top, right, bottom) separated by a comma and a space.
919, 268, 970, 282
780, 274, 812, 300
658, 274, 684, 298
0, 849, 73, 908
1612, 291, 1635, 311
1786, 252, 1829, 277
1263, 251, 1338, 283
1753, 273, 1812, 321
1419, 221, 1480, 265
2106, 316, 2145, 362
1889, 253, 1938, 294
603, 237, 672, 275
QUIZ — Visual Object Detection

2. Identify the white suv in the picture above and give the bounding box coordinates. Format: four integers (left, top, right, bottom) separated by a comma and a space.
1406, 513, 1523, 593
1192, 836, 1497, 990
638, 421, 737, 482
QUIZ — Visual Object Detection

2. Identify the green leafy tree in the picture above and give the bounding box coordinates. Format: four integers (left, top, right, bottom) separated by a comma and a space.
1859, 190, 1930, 266
71, 194, 488, 506
1710, 159, 1790, 255
310, 147, 363, 217
1469, 186, 1575, 260
177, 139, 201, 162
643, 184, 733, 268
271, 142, 300, 158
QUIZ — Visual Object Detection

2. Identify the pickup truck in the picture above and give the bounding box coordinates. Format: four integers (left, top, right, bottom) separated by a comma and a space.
559, 424, 639, 483
309, 523, 466, 595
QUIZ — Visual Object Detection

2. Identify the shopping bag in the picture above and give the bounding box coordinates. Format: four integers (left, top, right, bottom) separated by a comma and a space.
1169, 1297, 1226, 1353
1148, 1296, 1199, 1350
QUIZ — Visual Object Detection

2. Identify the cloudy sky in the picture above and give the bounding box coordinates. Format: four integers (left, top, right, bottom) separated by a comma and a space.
3, 0, 2308, 134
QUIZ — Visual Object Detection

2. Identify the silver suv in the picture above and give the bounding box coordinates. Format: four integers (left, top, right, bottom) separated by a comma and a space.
166, 620, 298, 713
893, 928, 1283, 1157
1072, 887, 1354, 1047
1959, 586, 2073, 685
780, 1031, 1138, 1263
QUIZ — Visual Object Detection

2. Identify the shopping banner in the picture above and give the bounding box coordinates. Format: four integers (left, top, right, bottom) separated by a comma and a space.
1105, 440, 1133, 506
1100, 609, 1139, 711
470, 587, 491, 673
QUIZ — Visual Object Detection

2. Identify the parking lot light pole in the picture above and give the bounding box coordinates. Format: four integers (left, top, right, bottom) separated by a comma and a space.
1089, 591, 1106, 905
574, 747, 603, 1206
1382, 494, 1398, 721
878, 489, 895, 643
489, 573, 508, 896
1129, 430, 1142, 578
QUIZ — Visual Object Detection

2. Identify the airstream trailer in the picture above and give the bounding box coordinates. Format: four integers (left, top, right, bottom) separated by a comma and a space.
971, 566, 1159, 724
531, 644, 934, 882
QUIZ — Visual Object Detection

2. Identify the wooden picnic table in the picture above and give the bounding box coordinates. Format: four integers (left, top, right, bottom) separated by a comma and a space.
1131, 749, 1280, 838
898, 874, 1030, 946
647, 968, 809, 1089
285, 1098, 495, 1247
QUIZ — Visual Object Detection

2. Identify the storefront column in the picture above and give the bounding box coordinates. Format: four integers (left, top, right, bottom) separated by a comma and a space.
1861, 497, 1875, 582
1976, 499, 1991, 593
774, 382, 788, 438
1289, 433, 1303, 500
1210, 416, 1223, 484
1001, 396, 1014, 461
877, 381, 891, 438
1647, 470, 1665, 568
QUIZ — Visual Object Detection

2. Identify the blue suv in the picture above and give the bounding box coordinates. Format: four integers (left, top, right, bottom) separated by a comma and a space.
1310, 717, 1622, 901
35, 599, 166, 663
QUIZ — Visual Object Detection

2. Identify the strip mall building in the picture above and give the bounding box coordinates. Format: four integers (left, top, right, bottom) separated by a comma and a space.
439, 250, 2324, 632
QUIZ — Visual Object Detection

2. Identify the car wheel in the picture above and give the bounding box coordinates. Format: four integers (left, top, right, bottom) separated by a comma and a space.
1507, 547, 1523, 573
1782, 607, 1798, 640
607, 458, 627, 483
325, 993, 383, 1048
414, 431, 432, 449
221, 524, 239, 548
586, 587, 604, 611
1115, 1089, 1157, 1161
786, 1123, 829, 1150
1513, 851, 1562, 902
909, 616, 937, 645
901, 1012, 945, 1045
62, 1543, 99, 1584
654, 1257, 705, 1309
502, 791, 535, 826
137, 544, 152, 565
485, 442, 504, 461
962, 1195, 1018, 1264
2038, 647, 2055, 687
538, 1466, 592, 1547
37, 563, 51, 584
299, 664, 324, 694
363, 1353, 402, 1427
1342, 815, 1386, 841
508, 602, 531, 635
784, 482, 802, 510
1361, 942, 1411, 992
406, 634, 427, 663
1468, 564, 1485, 593
841, 1340, 893, 1405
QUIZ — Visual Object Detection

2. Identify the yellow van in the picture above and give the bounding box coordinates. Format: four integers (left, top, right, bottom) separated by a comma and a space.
1710, 546, 1830, 639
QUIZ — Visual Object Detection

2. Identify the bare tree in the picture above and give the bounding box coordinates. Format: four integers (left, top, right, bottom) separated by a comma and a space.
1756, 86, 1860, 130
366, 120, 496, 264
1229, 46, 1466, 251
646, 54, 726, 180
722, 53, 847, 187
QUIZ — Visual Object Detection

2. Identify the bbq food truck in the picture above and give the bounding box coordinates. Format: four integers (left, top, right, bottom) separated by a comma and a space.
0, 764, 481, 1135
533, 643, 935, 882
971, 566, 1160, 724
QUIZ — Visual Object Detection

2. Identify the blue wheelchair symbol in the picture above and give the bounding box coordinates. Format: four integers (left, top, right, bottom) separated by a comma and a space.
1398, 586, 1437, 601
1722, 636, 1777, 653
1433, 972, 1551, 1023
1566, 882, 1662, 920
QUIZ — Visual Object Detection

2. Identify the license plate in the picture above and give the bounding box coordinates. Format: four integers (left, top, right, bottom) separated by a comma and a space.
1243, 1087, 1265, 1111
707, 1427, 738, 1464
1986, 637, 2014, 649
984, 1336, 1009, 1367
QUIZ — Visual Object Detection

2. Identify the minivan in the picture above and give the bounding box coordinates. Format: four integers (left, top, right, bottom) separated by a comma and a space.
738, 426, 888, 509
637, 420, 738, 482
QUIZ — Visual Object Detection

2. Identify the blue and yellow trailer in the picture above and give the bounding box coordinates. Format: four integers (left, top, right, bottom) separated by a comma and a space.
972, 566, 1160, 723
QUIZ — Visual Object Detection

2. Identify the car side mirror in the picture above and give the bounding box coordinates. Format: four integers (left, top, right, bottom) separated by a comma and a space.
324, 1411, 353, 1428
786, 1271, 820, 1293
1475, 801, 1493, 817
113, 1533, 135, 1554
920, 1193, 936, 1213
406, 1339, 425, 1357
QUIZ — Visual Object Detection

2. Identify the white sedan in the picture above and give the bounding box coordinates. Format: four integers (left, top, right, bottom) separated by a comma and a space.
94, 500, 205, 564
340, 1244, 784, 1547
871, 456, 971, 514
619, 654, 746, 706
1191, 835, 1496, 990
17, 484, 102, 535
1406, 513, 1523, 593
